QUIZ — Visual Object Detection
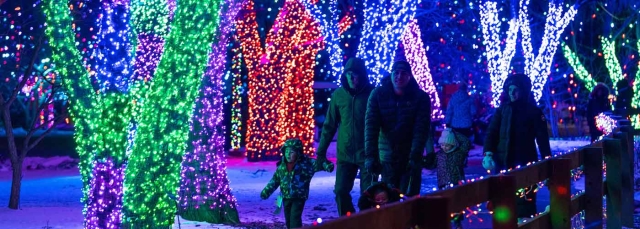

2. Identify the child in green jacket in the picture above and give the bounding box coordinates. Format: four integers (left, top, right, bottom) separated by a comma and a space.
260, 138, 334, 229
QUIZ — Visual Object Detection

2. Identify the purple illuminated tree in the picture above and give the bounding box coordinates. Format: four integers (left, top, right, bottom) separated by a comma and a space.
177, 0, 241, 224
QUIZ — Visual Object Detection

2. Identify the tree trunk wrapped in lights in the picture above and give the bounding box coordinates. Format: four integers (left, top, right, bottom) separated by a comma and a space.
121, 0, 223, 226
177, 0, 241, 224
44, 0, 143, 227
44, 0, 232, 227
236, 0, 324, 161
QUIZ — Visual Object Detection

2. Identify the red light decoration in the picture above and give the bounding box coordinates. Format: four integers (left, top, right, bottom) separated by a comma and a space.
235, 0, 324, 161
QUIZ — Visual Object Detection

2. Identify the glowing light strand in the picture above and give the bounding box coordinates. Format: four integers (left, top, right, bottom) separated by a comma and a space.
595, 113, 617, 135
130, 0, 171, 83
235, 0, 324, 161
301, 0, 343, 81
122, 0, 223, 226
400, 19, 442, 120
228, 41, 244, 151
85, 158, 126, 229
356, 0, 419, 86
44, 0, 101, 211
634, 40, 640, 110
518, 0, 578, 102
479, 1, 519, 107
177, 0, 241, 223
94, 1, 134, 93
601, 38, 625, 87
561, 42, 596, 91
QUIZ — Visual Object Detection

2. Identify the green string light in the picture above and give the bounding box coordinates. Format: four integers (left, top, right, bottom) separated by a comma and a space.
43, 0, 101, 206
562, 42, 597, 91
601, 37, 625, 86
131, 0, 171, 37
122, 0, 222, 227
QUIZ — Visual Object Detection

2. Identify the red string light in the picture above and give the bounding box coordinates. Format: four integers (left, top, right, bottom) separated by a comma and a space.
235, 0, 323, 161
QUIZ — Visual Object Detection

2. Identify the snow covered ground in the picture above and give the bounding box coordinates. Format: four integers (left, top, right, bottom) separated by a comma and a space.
2, 139, 636, 229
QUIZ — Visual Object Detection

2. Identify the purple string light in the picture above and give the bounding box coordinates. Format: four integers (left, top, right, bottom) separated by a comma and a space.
177, 0, 241, 223
85, 159, 126, 229
133, 33, 165, 82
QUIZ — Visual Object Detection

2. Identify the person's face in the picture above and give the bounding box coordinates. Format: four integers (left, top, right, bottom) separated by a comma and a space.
346, 71, 360, 89
374, 191, 389, 205
509, 85, 520, 102
391, 69, 411, 89
440, 143, 454, 152
285, 148, 298, 163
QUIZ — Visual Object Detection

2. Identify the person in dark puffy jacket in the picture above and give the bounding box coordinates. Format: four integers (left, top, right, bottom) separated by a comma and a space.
364, 60, 431, 196
261, 138, 334, 229
614, 78, 634, 118
316, 57, 375, 216
482, 73, 551, 219
357, 182, 404, 211
586, 83, 611, 142
444, 84, 477, 138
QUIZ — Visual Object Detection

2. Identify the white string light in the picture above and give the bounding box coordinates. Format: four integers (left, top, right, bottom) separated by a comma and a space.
518, 0, 577, 102
356, 0, 419, 85
300, 0, 343, 81
480, 1, 519, 107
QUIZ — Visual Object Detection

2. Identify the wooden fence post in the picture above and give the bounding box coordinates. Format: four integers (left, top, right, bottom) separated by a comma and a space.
603, 138, 622, 229
583, 147, 604, 229
415, 197, 451, 229
615, 127, 635, 227
549, 158, 572, 229
489, 175, 517, 229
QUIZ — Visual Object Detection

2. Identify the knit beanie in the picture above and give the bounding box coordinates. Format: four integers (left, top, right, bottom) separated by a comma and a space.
280, 138, 303, 154
438, 128, 458, 148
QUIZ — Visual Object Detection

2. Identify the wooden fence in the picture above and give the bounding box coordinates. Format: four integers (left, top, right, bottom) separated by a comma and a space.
308, 122, 635, 229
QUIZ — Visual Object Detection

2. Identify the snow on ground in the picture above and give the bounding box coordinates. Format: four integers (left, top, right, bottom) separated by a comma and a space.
0, 139, 623, 229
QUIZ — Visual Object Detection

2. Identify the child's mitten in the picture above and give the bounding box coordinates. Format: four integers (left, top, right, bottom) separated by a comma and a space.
482, 152, 495, 171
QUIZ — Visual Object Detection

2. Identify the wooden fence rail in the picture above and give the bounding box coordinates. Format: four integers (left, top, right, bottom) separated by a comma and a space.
308, 122, 635, 229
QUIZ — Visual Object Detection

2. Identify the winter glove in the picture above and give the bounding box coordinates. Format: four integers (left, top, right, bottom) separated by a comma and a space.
323, 161, 335, 173
260, 190, 270, 200
482, 152, 496, 171
316, 157, 328, 171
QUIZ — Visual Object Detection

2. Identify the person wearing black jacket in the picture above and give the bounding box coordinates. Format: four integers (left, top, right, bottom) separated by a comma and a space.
586, 83, 611, 142
316, 57, 375, 216
482, 73, 551, 218
364, 60, 431, 196
614, 78, 634, 118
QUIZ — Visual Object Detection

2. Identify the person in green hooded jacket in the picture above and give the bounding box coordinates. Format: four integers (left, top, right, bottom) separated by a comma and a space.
316, 57, 375, 216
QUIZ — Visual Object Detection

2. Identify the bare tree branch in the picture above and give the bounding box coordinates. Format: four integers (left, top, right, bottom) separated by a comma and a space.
6, 36, 44, 108
24, 113, 67, 156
